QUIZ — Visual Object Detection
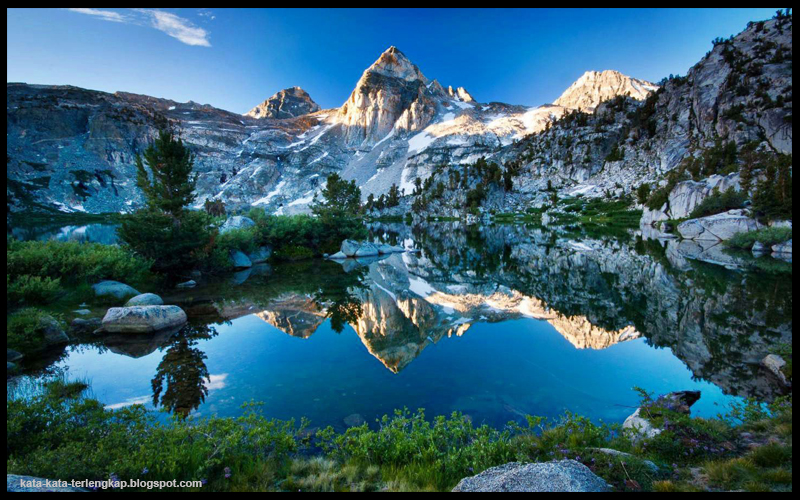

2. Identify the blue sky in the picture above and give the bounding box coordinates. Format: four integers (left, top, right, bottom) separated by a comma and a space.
7, 8, 779, 114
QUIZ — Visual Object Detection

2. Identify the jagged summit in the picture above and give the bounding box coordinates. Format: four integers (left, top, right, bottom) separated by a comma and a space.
246, 86, 320, 119
364, 46, 428, 83
554, 69, 658, 112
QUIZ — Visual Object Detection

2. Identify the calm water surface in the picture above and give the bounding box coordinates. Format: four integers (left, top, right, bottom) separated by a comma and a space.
9, 222, 792, 430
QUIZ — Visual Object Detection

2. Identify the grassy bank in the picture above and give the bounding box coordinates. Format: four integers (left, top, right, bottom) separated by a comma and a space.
6, 379, 792, 492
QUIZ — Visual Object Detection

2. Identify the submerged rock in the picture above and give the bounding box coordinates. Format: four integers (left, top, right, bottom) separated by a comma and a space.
99, 306, 188, 334
452, 460, 609, 492
125, 293, 164, 307
343, 413, 366, 427
91, 280, 140, 301
70, 317, 102, 334
176, 280, 197, 289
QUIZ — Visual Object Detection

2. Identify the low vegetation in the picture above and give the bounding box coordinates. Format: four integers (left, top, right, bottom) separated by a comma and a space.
7, 379, 791, 492
725, 227, 792, 250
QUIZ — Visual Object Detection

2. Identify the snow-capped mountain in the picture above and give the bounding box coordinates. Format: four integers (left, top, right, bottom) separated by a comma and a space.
7, 47, 657, 215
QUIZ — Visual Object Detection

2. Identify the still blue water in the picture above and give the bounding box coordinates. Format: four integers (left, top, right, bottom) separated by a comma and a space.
10, 222, 792, 431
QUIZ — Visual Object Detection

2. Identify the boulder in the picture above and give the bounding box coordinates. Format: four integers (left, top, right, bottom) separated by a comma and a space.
220, 215, 255, 234
176, 280, 197, 289
452, 460, 609, 492
328, 251, 347, 260
341, 239, 361, 257
772, 239, 792, 259
354, 243, 379, 257
230, 250, 253, 270
7, 475, 88, 492
677, 210, 762, 241
377, 244, 395, 255
624, 391, 701, 440
40, 315, 69, 346
70, 317, 102, 334
752, 241, 769, 256
7, 349, 23, 363
248, 246, 272, 264
100, 306, 188, 334
91, 280, 140, 301
125, 293, 164, 307
761, 354, 791, 388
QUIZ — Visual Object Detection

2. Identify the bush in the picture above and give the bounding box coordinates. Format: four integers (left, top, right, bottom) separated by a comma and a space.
7, 238, 152, 305
725, 227, 792, 250
7, 308, 64, 355
689, 187, 747, 219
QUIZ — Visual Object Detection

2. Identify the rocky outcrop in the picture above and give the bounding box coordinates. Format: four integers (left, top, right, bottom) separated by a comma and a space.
677, 210, 762, 241
761, 354, 791, 388
246, 87, 320, 119
99, 305, 188, 334
92, 281, 140, 301
452, 460, 609, 492
623, 391, 701, 440
125, 293, 164, 307
554, 70, 658, 112
220, 216, 255, 234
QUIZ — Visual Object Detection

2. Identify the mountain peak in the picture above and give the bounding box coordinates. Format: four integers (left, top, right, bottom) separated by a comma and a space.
246, 86, 320, 119
554, 69, 658, 112
364, 46, 427, 83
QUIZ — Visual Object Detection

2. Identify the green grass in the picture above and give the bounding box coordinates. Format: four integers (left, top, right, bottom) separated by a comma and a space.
725, 226, 792, 250
6, 380, 792, 492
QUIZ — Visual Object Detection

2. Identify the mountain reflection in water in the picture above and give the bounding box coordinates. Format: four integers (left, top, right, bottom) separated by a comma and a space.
22, 222, 792, 427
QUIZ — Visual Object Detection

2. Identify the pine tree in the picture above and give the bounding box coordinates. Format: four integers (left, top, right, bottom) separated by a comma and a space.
135, 130, 198, 218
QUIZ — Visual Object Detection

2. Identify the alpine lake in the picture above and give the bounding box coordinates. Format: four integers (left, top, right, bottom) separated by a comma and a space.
7, 220, 792, 432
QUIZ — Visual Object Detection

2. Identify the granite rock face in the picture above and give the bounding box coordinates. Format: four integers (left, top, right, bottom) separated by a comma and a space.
553, 69, 658, 112
677, 210, 762, 241
246, 87, 320, 119
452, 461, 609, 492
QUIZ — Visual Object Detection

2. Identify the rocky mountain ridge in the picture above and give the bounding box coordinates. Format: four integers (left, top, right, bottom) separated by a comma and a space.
7, 46, 655, 215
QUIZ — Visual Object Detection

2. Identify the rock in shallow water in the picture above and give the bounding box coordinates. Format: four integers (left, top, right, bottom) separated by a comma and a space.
452, 460, 609, 492
91, 280, 140, 301
100, 306, 187, 334
230, 250, 253, 270
125, 293, 164, 307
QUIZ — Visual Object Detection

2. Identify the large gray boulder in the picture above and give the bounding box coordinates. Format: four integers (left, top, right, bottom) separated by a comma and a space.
125, 293, 164, 307
248, 246, 272, 264
677, 210, 762, 241
40, 315, 69, 346
354, 243, 380, 257
91, 280, 140, 301
328, 251, 347, 260
219, 215, 255, 234
452, 461, 609, 492
772, 239, 792, 260
341, 239, 361, 257
230, 250, 253, 269
100, 306, 187, 334
7, 475, 88, 492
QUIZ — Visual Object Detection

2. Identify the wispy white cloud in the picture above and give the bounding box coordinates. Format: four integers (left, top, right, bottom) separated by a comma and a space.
65, 8, 211, 47
66, 8, 125, 23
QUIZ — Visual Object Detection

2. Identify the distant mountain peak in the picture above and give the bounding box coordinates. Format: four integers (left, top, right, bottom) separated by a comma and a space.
246, 86, 320, 119
554, 69, 658, 112
363, 46, 428, 83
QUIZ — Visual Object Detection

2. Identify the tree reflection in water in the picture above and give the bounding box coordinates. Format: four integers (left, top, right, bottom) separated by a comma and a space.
151, 323, 218, 418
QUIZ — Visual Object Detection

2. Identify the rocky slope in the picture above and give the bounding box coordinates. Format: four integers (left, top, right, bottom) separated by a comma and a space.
7, 48, 648, 215
246, 86, 321, 119
553, 70, 658, 112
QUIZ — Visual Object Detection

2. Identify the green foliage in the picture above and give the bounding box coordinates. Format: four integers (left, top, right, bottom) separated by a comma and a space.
636, 183, 651, 205
7, 237, 152, 306
121, 129, 216, 275
311, 173, 362, 223
7, 308, 64, 355
119, 209, 216, 274
688, 187, 747, 219
135, 130, 198, 217
725, 226, 792, 250
204, 199, 226, 217
751, 154, 792, 222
